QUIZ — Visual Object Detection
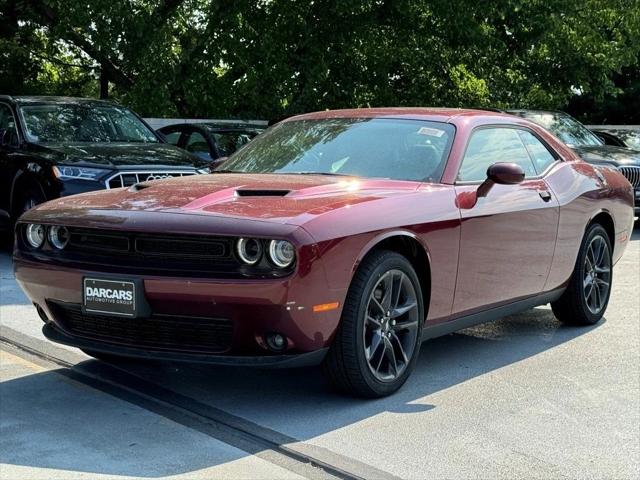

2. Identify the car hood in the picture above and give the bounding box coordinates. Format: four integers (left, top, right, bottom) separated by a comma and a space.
28, 142, 208, 169
28, 173, 422, 227
571, 145, 640, 167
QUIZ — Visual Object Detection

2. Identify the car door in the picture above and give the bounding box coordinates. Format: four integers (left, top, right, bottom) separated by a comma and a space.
452, 126, 560, 314
0, 102, 20, 227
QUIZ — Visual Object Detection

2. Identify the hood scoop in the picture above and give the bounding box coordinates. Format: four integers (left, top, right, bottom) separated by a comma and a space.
235, 189, 291, 197
129, 182, 153, 192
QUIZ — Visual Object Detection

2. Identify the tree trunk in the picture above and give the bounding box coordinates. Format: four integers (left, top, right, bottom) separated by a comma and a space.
99, 62, 109, 99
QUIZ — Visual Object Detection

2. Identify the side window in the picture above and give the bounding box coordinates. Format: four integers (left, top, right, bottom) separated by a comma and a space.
458, 128, 537, 182
0, 103, 18, 146
517, 130, 557, 174
185, 131, 210, 156
162, 129, 182, 145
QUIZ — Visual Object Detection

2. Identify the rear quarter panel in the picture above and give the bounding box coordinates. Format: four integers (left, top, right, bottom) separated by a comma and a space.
544, 161, 634, 291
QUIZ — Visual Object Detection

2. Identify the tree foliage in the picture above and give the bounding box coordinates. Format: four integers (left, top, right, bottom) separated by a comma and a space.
1, 0, 639, 121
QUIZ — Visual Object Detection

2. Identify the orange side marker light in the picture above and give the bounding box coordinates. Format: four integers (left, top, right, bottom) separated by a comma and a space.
313, 302, 340, 313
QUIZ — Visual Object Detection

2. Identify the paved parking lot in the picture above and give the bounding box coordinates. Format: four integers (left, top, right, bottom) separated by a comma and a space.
1, 228, 639, 479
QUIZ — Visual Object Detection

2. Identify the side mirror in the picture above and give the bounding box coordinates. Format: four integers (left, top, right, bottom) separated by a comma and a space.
487, 162, 525, 185
477, 162, 524, 198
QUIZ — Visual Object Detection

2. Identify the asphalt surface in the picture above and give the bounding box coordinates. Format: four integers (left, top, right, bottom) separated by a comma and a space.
1, 228, 639, 479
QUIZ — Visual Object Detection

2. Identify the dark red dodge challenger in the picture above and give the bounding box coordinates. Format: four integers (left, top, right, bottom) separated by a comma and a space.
14, 109, 635, 397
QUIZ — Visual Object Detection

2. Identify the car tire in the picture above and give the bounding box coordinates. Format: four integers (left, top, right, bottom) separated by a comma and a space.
551, 223, 613, 326
322, 250, 425, 398
13, 185, 46, 220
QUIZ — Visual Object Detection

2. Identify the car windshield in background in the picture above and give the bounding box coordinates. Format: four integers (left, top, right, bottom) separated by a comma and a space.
522, 113, 602, 147
219, 118, 455, 182
614, 131, 640, 150
19, 104, 158, 144
206, 129, 260, 157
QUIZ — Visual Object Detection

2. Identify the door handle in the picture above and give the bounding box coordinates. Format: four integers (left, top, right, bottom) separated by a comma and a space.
538, 190, 552, 202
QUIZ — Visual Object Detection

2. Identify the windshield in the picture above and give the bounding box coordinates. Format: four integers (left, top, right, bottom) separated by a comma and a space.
19, 103, 158, 144
616, 131, 640, 150
219, 118, 455, 182
519, 112, 603, 147
207, 130, 261, 157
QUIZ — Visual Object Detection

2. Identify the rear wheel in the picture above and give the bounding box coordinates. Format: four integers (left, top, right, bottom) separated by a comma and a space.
322, 250, 424, 397
551, 224, 612, 326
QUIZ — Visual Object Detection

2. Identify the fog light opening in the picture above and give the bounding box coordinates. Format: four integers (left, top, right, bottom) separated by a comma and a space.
265, 332, 287, 352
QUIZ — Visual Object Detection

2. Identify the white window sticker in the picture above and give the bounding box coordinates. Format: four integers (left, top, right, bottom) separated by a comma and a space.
418, 127, 445, 137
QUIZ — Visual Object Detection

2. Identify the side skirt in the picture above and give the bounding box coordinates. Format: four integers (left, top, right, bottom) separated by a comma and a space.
422, 288, 565, 341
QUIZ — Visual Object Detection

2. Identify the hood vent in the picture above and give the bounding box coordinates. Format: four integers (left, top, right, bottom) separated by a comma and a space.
129, 182, 152, 192
235, 189, 290, 197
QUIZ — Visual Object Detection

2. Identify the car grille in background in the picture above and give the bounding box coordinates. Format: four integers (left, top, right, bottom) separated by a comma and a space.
49, 302, 233, 354
106, 171, 197, 189
619, 166, 640, 188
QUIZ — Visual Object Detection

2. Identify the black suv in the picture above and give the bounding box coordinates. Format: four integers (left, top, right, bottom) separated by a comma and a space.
0, 96, 210, 233
504, 110, 640, 216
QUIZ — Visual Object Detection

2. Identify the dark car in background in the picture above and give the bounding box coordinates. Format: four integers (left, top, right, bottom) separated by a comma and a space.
158, 122, 264, 167
505, 110, 640, 215
589, 127, 640, 150
0, 96, 210, 233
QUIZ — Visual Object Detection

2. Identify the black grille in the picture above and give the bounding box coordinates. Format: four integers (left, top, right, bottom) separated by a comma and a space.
49, 302, 233, 354
19, 227, 294, 278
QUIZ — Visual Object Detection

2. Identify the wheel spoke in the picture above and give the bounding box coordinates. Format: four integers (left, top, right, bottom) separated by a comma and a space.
390, 331, 409, 365
595, 278, 609, 288
594, 265, 610, 274
383, 337, 398, 376
392, 319, 419, 332
366, 315, 382, 328
370, 296, 385, 315
374, 342, 386, 373
366, 332, 383, 361
391, 300, 417, 318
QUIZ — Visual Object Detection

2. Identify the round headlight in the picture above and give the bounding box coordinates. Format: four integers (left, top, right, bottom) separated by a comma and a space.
237, 238, 263, 265
268, 240, 296, 268
48, 225, 70, 250
25, 224, 45, 249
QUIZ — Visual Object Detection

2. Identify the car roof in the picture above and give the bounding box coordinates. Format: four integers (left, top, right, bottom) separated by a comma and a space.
284, 107, 517, 124
0, 95, 116, 106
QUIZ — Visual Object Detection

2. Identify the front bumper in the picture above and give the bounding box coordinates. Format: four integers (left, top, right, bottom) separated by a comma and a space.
43, 323, 328, 367
14, 253, 345, 361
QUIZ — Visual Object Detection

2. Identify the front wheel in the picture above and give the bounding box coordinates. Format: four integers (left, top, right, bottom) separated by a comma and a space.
322, 250, 424, 397
551, 224, 613, 325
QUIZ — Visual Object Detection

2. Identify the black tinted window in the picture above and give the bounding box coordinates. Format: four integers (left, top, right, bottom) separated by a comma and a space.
458, 128, 537, 182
